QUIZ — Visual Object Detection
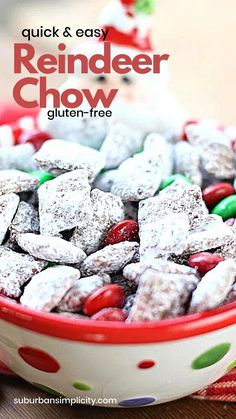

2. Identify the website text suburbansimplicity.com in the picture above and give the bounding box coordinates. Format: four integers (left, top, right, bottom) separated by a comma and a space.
13, 396, 117, 406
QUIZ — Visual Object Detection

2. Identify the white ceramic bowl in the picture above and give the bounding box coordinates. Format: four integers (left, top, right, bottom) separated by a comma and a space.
0, 296, 236, 407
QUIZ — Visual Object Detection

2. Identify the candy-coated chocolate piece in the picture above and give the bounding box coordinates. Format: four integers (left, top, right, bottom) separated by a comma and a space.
29, 170, 55, 185
160, 174, 192, 190
212, 195, 236, 220
18, 130, 52, 151
105, 220, 139, 245
188, 252, 224, 275
91, 307, 127, 321
202, 183, 235, 208
83, 284, 125, 316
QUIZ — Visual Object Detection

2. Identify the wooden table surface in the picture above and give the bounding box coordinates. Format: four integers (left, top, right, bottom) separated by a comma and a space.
0, 375, 235, 419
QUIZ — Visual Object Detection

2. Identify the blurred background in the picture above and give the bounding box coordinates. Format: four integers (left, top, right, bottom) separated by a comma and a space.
1, 0, 236, 124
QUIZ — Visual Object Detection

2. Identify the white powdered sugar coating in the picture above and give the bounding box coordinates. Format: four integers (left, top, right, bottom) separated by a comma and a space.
34, 139, 105, 182
71, 189, 124, 255
0, 170, 39, 196
9, 201, 40, 245
20, 265, 80, 312
186, 120, 235, 179
111, 134, 173, 201
100, 122, 143, 169
185, 217, 234, 254
186, 119, 227, 147
139, 213, 189, 260
224, 282, 236, 305
0, 193, 19, 244
138, 180, 208, 230
81, 241, 139, 275
38, 170, 92, 236
200, 142, 235, 179
0, 143, 36, 172
93, 169, 117, 193
216, 238, 236, 262
56, 274, 111, 312
17, 233, 87, 265
143, 133, 173, 179
128, 268, 199, 321
0, 117, 236, 319
123, 260, 197, 285
174, 141, 202, 186
189, 259, 236, 313
214, 218, 236, 262
0, 247, 47, 297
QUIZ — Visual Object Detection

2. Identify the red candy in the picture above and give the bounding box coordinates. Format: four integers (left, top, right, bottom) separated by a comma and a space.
83, 284, 125, 316
18, 130, 52, 151
188, 252, 224, 276
91, 307, 127, 321
181, 119, 198, 141
202, 183, 235, 209
105, 220, 139, 245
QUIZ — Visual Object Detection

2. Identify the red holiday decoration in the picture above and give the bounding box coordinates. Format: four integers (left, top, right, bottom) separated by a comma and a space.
99, 0, 154, 51
18, 129, 52, 151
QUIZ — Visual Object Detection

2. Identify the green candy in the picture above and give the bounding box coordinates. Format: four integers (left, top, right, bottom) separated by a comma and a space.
160, 174, 192, 190
30, 170, 55, 185
191, 343, 231, 370
212, 194, 236, 220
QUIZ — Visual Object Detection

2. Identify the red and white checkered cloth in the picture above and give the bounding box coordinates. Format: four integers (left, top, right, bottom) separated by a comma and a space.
192, 368, 236, 402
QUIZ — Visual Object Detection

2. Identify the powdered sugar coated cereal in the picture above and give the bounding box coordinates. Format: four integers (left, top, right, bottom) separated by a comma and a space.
17, 233, 87, 265
80, 241, 139, 275
56, 274, 110, 312
20, 265, 81, 312
38, 170, 92, 236
71, 189, 124, 254
34, 139, 105, 182
189, 259, 236, 313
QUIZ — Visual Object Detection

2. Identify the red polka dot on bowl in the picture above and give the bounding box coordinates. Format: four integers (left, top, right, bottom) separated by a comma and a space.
137, 360, 156, 369
18, 346, 60, 373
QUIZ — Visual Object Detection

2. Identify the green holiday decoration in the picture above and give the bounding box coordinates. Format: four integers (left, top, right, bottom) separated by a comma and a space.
135, 0, 156, 15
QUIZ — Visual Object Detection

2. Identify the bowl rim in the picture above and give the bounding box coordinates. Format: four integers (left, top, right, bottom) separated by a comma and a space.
0, 296, 236, 344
